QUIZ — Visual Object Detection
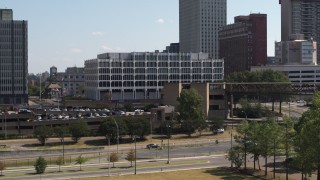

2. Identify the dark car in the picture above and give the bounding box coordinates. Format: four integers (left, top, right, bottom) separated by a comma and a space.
146, 144, 159, 149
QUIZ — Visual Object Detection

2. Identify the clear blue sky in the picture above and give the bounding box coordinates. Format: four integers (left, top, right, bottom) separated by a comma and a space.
1, 0, 281, 74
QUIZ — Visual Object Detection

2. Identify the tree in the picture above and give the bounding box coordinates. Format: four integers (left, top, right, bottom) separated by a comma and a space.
98, 118, 127, 143
69, 120, 89, 143
125, 118, 150, 139
125, 149, 136, 167
226, 69, 291, 112
56, 156, 64, 172
209, 118, 224, 133
34, 157, 47, 174
53, 126, 69, 143
176, 89, 205, 137
33, 126, 53, 146
226, 146, 244, 168
0, 161, 6, 176
110, 153, 119, 168
75, 155, 88, 171
296, 92, 320, 179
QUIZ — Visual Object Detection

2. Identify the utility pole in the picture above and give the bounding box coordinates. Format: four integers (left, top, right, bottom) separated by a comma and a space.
134, 136, 137, 175
113, 118, 119, 153
167, 124, 170, 164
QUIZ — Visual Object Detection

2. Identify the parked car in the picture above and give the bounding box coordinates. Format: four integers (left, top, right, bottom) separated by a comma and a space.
146, 144, 160, 149
213, 128, 225, 134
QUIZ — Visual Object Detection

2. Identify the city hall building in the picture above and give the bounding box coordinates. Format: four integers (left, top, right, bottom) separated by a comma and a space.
84, 52, 224, 101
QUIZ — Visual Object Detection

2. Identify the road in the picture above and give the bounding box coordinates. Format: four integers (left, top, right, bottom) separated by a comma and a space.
0, 155, 228, 180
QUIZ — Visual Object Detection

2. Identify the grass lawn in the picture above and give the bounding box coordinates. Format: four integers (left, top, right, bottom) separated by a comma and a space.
74, 167, 258, 180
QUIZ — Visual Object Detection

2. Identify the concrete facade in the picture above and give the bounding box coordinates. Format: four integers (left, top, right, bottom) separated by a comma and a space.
280, 0, 320, 62
179, 0, 227, 59
0, 9, 28, 105
84, 52, 224, 101
275, 34, 317, 65
252, 64, 320, 83
161, 83, 226, 120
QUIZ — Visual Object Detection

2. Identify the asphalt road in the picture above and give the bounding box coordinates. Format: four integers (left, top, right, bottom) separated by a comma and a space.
0, 155, 228, 180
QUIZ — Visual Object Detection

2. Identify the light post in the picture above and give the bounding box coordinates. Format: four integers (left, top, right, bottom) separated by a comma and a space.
113, 118, 119, 153
108, 136, 110, 176
242, 111, 247, 171
166, 124, 171, 164
39, 72, 42, 106
285, 123, 288, 180
133, 136, 137, 175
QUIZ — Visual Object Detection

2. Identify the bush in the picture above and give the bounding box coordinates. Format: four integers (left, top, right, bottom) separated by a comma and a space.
34, 157, 47, 174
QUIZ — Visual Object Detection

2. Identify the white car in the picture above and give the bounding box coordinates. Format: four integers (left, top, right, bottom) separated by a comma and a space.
213, 128, 225, 134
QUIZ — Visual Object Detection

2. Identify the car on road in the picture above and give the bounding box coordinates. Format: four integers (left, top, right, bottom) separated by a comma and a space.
146, 144, 160, 149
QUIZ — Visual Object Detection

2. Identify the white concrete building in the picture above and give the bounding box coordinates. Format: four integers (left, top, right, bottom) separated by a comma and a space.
84, 52, 224, 101
252, 65, 320, 84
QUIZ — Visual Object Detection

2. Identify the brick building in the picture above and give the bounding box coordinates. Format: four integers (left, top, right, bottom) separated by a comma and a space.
219, 14, 267, 76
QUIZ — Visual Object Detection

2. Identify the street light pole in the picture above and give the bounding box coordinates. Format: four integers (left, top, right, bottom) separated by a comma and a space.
167, 124, 170, 164
242, 111, 247, 171
108, 136, 110, 176
113, 118, 119, 153
134, 136, 137, 175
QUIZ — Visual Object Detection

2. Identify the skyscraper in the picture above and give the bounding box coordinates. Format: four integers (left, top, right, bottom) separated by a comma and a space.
0, 9, 28, 105
280, 0, 320, 62
179, 0, 227, 59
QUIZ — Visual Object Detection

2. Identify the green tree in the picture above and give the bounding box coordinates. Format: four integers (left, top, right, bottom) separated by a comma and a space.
209, 118, 224, 133
176, 89, 205, 137
123, 103, 134, 112
33, 126, 53, 146
56, 156, 64, 172
226, 146, 244, 168
34, 157, 47, 174
125, 149, 136, 167
75, 155, 88, 171
53, 126, 69, 143
0, 161, 6, 176
125, 117, 150, 139
98, 118, 127, 143
296, 92, 320, 179
69, 120, 89, 143
110, 153, 119, 168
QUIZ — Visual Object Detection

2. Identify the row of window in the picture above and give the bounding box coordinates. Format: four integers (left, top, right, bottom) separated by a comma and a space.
98, 61, 222, 68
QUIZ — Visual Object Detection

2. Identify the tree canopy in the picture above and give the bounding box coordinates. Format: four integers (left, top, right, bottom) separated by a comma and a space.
225, 69, 290, 83
176, 88, 205, 137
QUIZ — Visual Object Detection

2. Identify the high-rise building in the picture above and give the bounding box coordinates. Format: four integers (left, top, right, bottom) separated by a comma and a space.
179, 0, 227, 59
280, 0, 320, 62
0, 9, 28, 105
219, 14, 267, 75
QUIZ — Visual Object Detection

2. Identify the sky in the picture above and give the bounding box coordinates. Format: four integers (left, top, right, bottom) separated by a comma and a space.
1, 0, 281, 74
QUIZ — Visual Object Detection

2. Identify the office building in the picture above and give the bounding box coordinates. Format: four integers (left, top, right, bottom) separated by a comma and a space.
84, 52, 224, 101
56, 67, 85, 96
280, 0, 320, 62
163, 43, 180, 53
161, 82, 226, 119
275, 34, 317, 65
219, 14, 267, 75
179, 0, 227, 59
0, 9, 28, 105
